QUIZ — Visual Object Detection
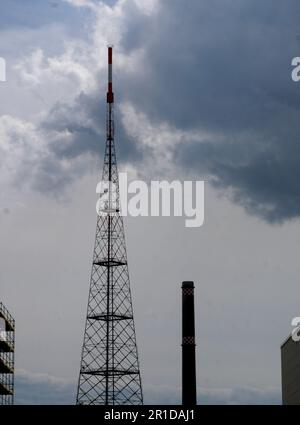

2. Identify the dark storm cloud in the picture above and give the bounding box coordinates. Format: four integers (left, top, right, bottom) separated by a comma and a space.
117, 0, 300, 222
22, 0, 300, 221
29, 88, 143, 196
42, 91, 141, 162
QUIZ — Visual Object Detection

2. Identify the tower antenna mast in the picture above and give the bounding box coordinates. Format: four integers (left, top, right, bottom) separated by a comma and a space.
76, 46, 143, 405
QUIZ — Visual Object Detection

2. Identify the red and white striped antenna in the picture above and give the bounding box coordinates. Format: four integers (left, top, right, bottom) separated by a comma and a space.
107, 45, 114, 103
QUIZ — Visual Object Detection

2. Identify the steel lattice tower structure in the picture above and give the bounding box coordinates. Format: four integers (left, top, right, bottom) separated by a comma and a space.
76, 47, 143, 405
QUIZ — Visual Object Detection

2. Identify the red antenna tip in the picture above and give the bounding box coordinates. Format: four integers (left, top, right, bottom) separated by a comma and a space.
107, 46, 114, 103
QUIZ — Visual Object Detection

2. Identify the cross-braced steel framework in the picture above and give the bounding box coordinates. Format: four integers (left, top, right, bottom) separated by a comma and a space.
76, 47, 143, 405
0, 302, 15, 405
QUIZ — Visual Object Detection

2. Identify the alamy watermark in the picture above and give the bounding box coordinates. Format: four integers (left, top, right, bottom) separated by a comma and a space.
0, 57, 6, 82
96, 173, 204, 228
291, 317, 300, 342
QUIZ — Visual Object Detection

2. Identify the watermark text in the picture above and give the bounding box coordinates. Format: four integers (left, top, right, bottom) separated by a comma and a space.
0, 57, 6, 82
292, 317, 300, 342
96, 173, 204, 228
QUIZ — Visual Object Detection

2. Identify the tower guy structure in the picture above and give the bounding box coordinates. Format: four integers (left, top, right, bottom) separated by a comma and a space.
76, 47, 143, 405
0, 302, 15, 405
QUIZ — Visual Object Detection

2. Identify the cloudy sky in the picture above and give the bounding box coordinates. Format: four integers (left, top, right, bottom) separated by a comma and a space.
1, 0, 300, 404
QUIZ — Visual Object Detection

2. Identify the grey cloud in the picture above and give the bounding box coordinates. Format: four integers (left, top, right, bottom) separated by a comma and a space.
11, 91, 143, 198
15, 371, 280, 404
31, 89, 145, 198
15, 370, 76, 405
117, 0, 300, 222
42, 90, 141, 162
11, 0, 300, 221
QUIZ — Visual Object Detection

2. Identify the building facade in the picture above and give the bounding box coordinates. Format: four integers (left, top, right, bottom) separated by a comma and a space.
281, 335, 300, 405
0, 302, 15, 405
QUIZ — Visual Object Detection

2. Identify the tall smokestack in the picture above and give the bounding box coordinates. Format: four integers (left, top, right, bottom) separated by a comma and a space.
182, 281, 197, 405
